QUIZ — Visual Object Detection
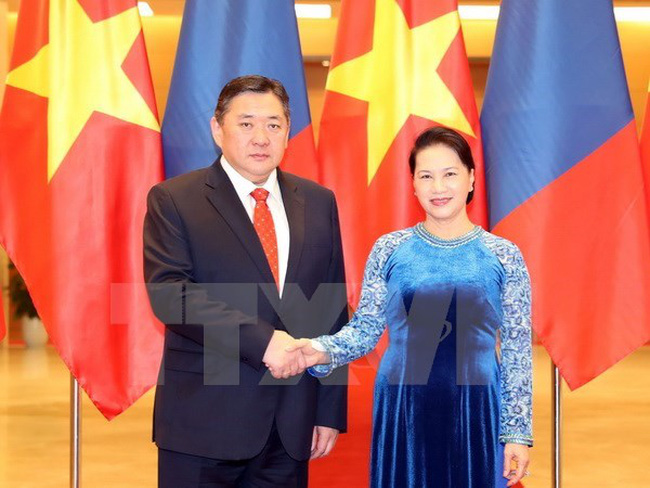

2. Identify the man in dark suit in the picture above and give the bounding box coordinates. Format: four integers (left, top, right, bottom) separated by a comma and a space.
144, 75, 348, 487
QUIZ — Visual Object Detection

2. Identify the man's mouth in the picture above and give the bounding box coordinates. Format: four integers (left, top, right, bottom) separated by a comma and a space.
250, 153, 269, 160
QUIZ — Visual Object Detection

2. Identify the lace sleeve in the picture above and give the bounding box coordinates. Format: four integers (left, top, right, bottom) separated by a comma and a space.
309, 230, 413, 377
497, 244, 533, 446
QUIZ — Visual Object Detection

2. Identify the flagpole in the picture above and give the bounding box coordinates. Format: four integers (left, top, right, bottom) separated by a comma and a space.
552, 364, 562, 488
1, 251, 9, 350
70, 375, 81, 488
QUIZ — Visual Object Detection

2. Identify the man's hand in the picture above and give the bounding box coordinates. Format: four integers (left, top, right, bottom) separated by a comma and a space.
503, 443, 530, 487
311, 425, 339, 459
263, 331, 306, 379
285, 338, 331, 370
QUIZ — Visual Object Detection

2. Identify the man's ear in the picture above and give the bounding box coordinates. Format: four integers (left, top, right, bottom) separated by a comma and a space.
210, 116, 223, 147
284, 121, 290, 148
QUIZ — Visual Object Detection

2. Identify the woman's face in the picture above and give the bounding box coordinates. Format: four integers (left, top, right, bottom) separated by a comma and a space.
412, 144, 474, 224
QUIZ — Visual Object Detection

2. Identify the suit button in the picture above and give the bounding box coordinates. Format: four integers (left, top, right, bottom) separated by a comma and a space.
242, 357, 249, 362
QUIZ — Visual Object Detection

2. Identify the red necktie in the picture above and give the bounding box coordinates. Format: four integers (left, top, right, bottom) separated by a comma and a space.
251, 188, 279, 288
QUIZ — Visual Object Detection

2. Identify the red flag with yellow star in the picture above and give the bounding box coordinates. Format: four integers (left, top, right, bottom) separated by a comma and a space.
318, 0, 487, 303
0, 0, 164, 418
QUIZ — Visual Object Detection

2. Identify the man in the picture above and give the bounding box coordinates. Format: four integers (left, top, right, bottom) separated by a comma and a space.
144, 75, 348, 487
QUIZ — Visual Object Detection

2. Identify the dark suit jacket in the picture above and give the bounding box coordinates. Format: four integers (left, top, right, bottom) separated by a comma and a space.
143, 161, 348, 461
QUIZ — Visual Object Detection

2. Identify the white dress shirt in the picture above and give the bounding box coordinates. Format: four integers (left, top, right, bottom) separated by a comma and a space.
220, 157, 290, 296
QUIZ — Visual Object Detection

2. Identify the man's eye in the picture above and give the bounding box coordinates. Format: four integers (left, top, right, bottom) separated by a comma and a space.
240, 122, 252, 128
269, 124, 281, 130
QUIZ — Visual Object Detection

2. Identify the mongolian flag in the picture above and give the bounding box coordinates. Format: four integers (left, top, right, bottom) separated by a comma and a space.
482, 0, 650, 389
0, 0, 164, 418
162, 0, 317, 180
642, 78, 650, 220
318, 0, 487, 303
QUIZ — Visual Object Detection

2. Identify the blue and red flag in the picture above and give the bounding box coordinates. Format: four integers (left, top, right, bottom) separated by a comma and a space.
162, 0, 317, 180
481, 0, 650, 389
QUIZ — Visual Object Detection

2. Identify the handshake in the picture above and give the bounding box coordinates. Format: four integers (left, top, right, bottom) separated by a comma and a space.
262, 330, 331, 379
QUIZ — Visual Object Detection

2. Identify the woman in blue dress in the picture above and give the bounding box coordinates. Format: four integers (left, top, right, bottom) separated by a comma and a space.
289, 127, 533, 487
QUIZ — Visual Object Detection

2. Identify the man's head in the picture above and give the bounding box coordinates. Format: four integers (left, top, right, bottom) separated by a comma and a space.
211, 76, 291, 185
210, 75, 290, 184
214, 75, 291, 125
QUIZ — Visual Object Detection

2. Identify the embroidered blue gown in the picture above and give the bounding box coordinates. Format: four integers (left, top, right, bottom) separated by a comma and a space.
310, 224, 533, 488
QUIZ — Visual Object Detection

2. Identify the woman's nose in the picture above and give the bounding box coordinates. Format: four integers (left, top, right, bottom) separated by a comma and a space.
432, 178, 446, 193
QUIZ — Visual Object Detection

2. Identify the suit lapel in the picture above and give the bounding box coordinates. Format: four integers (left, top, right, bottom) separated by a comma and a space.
279, 170, 305, 288
204, 161, 277, 286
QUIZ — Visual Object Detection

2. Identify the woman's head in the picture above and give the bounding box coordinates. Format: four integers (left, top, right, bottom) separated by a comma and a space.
410, 127, 476, 225
409, 126, 475, 204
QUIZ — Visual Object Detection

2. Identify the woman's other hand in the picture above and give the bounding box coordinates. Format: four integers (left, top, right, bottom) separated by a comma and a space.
503, 443, 530, 487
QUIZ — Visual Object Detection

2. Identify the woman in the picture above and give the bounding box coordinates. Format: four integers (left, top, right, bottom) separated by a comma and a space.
291, 127, 532, 487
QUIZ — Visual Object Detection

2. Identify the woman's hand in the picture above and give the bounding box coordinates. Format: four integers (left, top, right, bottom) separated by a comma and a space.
285, 338, 331, 368
503, 443, 530, 487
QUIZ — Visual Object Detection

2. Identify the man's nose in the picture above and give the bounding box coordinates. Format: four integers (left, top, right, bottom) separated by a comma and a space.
251, 127, 270, 145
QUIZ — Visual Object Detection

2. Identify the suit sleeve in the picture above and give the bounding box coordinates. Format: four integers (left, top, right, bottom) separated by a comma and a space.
314, 192, 349, 433
143, 184, 275, 370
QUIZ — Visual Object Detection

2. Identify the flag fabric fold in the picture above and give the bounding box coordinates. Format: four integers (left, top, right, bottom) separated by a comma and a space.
318, 0, 487, 304
482, 0, 650, 389
641, 79, 650, 222
0, 0, 164, 418
162, 0, 317, 180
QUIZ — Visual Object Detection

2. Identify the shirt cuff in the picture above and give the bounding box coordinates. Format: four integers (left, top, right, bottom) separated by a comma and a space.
499, 434, 534, 447
310, 338, 327, 352
307, 339, 333, 377
308, 364, 333, 377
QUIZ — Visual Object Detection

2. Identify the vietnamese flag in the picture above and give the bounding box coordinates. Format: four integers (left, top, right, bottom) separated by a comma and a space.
0, 0, 164, 418
482, 0, 650, 389
318, 0, 487, 304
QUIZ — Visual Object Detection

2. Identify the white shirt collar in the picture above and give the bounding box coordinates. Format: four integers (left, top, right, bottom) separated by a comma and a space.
220, 156, 282, 203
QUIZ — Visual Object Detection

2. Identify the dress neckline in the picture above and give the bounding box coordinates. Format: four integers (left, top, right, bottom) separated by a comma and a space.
414, 223, 483, 248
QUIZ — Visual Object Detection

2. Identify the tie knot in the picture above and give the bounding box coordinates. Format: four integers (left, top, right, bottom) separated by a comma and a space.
251, 188, 270, 203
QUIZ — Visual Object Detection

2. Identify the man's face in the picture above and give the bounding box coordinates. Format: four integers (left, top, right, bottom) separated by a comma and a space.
211, 91, 290, 184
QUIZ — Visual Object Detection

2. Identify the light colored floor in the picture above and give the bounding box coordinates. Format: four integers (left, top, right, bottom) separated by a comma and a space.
0, 345, 649, 487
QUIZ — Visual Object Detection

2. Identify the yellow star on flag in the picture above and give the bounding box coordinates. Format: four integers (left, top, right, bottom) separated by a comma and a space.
6, 0, 160, 182
326, 0, 474, 185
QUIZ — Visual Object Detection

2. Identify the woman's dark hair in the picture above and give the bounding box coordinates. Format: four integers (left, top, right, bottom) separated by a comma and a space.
408, 126, 475, 203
